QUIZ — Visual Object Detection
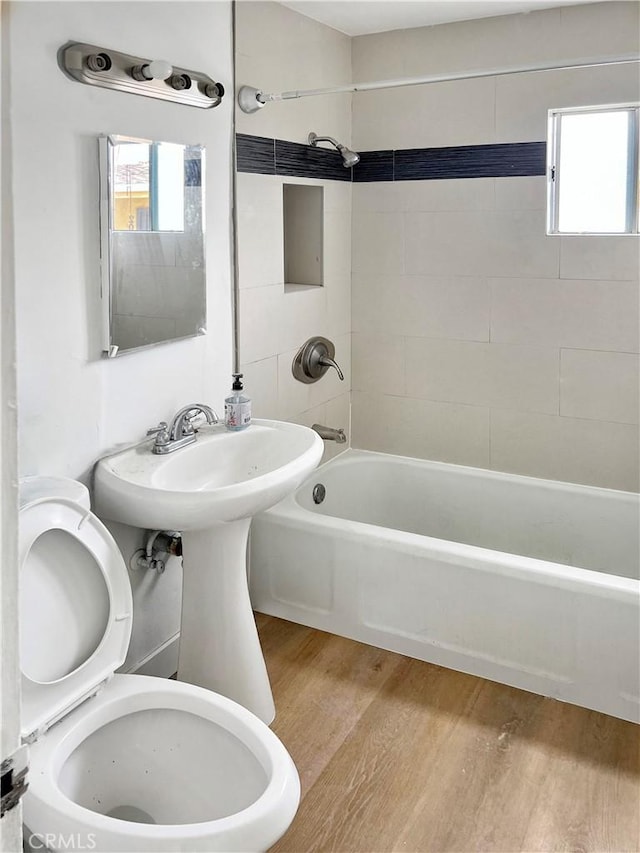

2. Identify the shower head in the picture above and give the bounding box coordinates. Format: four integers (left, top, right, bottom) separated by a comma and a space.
308, 132, 360, 168
337, 145, 360, 168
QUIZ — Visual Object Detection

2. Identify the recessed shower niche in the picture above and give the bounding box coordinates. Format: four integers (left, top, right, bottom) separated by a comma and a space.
283, 183, 323, 291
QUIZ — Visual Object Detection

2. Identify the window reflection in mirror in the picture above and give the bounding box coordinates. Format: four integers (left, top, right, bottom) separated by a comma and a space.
100, 135, 206, 355
112, 141, 187, 232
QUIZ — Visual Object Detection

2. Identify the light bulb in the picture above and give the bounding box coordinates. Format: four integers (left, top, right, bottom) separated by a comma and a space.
141, 59, 173, 80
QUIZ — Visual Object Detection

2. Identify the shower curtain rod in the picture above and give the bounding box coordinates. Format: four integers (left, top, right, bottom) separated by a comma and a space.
238, 53, 640, 113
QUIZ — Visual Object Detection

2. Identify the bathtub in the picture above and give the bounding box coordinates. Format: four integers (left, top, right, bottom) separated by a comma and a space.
249, 449, 640, 723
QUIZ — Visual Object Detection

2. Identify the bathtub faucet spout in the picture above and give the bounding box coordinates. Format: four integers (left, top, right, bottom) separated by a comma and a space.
312, 424, 347, 443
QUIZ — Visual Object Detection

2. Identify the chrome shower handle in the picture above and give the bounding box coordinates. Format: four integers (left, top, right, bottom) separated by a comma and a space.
292, 336, 345, 384
318, 355, 344, 381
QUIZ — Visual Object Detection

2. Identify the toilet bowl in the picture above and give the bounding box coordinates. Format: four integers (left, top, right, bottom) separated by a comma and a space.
19, 477, 300, 852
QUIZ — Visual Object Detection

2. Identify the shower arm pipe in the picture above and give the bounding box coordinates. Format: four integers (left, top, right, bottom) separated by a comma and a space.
239, 53, 640, 111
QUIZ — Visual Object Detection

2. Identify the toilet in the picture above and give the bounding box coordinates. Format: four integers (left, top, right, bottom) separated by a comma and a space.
19, 476, 300, 852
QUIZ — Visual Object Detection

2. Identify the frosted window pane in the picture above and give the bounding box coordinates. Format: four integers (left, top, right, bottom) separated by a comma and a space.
557, 111, 630, 233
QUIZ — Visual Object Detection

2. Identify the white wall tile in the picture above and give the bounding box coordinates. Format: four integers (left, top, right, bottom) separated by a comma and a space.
491, 409, 640, 491
352, 274, 490, 342
352, 87, 423, 152
326, 274, 352, 338
289, 400, 326, 429
325, 392, 351, 437
560, 237, 640, 282
352, 182, 401, 214
238, 284, 282, 363
236, 172, 282, 212
490, 278, 640, 353
352, 333, 405, 395
405, 338, 559, 414
404, 211, 559, 279
239, 356, 279, 419
352, 391, 490, 468
235, 2, 291, 77
324, 210, 352, 283
558, 2, 640, 59
237, 204, 284, 289
352, 211, 405, 275
353, 77, 496, 150
401, 7, 566, 77
495, 177, 546, 211
278, 285, 327, 354
560, 349, 640, 425
352, 29, 406, 81
353, 3, 636, 90
323, 180, 353, 214
396, 178, 495, 212
495, 63, 640, 142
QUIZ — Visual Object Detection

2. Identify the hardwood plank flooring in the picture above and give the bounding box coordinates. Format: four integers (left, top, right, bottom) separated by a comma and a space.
256, 614, 640, 853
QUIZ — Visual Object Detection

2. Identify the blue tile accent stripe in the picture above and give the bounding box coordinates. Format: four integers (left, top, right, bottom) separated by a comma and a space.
236, 134, 275, 175
392, 142, 547, 181
354, 150, 394, 182
275, 139, 352, 181
236, 134, 546, 182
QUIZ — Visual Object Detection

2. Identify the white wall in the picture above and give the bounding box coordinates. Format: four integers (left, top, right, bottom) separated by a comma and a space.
11, 1, 234, 671
351, 2, 640, 491
1, 3, 22, 847
235, 1, 352, 461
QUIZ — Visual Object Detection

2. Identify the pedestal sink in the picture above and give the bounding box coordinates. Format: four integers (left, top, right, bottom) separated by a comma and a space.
94, 419, 323, 723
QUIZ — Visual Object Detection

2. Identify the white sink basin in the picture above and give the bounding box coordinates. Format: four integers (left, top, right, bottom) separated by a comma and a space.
93, 418, 324, 724
94, 419, 323, 530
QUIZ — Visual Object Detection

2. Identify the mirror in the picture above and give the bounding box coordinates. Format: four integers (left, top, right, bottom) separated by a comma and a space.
99, 134, 206, 355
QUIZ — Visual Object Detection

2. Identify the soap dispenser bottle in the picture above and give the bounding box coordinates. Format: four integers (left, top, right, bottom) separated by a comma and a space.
224, 373, 251, 431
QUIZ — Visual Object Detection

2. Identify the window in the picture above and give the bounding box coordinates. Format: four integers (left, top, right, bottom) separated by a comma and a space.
547, 104, 639, 235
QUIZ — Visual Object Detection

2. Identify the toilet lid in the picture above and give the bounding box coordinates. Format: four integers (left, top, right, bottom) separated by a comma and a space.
20, 497, 133, 741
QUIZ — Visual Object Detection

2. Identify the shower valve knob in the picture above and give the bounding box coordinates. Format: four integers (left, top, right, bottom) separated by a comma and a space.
292, 337, 345, 384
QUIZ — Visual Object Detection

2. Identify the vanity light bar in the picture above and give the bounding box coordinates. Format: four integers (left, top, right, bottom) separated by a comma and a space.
60, 42, 225, 109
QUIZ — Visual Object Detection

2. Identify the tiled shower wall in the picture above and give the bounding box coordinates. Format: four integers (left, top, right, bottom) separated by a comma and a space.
351, 2, 640, 491
235, 1, 352, 461
236, 1, 640, 489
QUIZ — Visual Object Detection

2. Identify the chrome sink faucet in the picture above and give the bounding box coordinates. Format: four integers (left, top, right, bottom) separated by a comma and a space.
147, 404, 219, 454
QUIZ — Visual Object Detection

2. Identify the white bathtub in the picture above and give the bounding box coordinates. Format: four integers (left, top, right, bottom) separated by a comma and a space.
250, 449, 640, 723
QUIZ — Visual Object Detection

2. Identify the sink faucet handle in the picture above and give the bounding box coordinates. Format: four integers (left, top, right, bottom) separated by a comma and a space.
147, 421, 170, 446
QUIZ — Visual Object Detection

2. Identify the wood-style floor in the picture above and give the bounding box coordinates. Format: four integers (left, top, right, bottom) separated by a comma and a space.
256, 614, 640, 853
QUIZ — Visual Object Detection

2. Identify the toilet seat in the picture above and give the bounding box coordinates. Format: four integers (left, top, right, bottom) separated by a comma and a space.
20, 494, 132, 742
19, 479, 300, 852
